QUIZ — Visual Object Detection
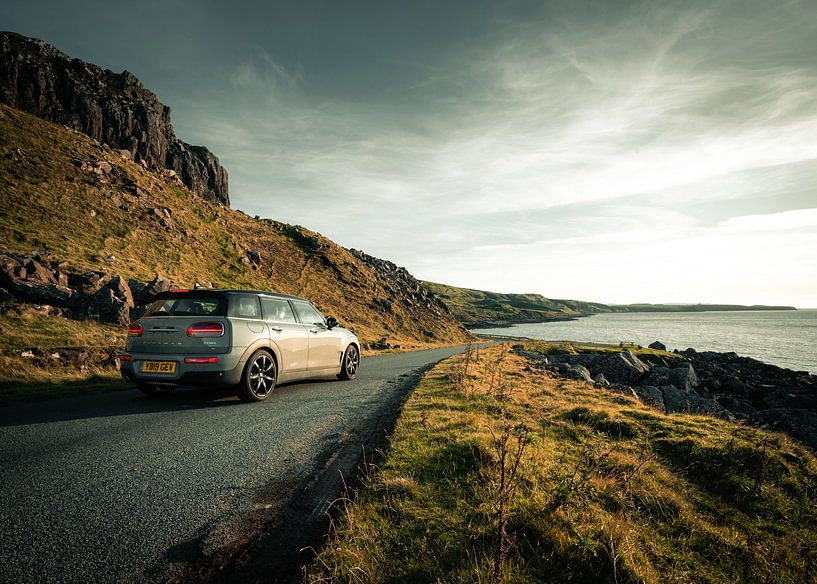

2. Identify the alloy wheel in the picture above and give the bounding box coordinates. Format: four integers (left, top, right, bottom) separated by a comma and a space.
248, 353, 276, 396
345, 346, 359, 377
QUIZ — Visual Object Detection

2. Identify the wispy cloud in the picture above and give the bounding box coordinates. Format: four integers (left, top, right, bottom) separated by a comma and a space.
168, 0, 817, 306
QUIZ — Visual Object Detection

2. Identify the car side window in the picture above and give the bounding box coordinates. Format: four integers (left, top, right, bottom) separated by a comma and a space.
260, 298, 296, 323
230, 295, 261, 319
293, 302, 326, 326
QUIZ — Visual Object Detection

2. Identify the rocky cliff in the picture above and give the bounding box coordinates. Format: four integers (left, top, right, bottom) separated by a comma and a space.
0, 31, 229, 205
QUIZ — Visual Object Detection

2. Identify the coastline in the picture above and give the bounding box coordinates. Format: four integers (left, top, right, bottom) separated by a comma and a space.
472, 336, 817, 451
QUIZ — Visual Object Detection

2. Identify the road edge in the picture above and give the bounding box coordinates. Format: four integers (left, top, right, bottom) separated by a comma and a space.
160, 363, 437, 584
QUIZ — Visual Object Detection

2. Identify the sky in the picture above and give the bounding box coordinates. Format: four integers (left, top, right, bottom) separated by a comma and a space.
5, 0, 817, 306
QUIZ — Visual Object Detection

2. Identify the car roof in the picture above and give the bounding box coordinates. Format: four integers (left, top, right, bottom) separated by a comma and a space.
161, 289, 309, 302
221, 289, 308, 301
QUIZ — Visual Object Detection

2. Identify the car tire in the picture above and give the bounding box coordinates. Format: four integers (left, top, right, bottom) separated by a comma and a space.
137, 382, 175, 396
337, 344, 360, 380
238, 349, 277, 402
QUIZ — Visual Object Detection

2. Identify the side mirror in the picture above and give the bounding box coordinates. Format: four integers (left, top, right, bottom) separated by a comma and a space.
326, 317, 339, 329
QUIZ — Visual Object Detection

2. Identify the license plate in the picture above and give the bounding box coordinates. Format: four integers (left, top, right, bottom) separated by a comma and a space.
142, 361, 177, 374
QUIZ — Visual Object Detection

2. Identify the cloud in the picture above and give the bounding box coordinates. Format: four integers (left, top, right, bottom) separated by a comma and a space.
168, 0, 817, 306
232, 47, 303, 93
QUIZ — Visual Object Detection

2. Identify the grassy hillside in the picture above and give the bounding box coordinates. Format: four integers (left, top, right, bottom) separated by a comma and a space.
0, 104, 469, 348
308, 344, 817, 583
425, 281, 610, 327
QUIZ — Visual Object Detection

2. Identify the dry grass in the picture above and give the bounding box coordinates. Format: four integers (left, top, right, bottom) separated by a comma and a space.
307, 344, 817, 583
0, 311, 126, 400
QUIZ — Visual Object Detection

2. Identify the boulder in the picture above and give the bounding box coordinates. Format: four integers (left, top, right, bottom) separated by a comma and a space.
83, 287, 130, 324
559, 363, 593, 383
246, 250, 261, 266
68, 270, 111, 292
635, 385, 665, 411
715, 396, 756, 419
0, 254, 25, 283
23, 259, 57, 284
79, 276, 134, 324
720, 376, 746, 396
107, 275, 134, 307
137, 275, 174, 305
644, 363, 699, 392
648, 341, 667, 351
593, 373, 610, 387
5, 279, 73, 306
593, 351, 650, 385
661, 384, 733, 420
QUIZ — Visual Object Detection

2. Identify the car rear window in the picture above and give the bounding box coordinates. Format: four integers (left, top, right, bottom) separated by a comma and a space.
144, 295, 227, 317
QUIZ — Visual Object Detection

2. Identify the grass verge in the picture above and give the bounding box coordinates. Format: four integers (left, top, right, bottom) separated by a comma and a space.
307, 344, 817, 583
0, 312, 126, 401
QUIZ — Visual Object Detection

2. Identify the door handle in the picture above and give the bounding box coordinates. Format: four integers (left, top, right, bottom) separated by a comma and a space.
270, 326, 283, 333
309, 329, 319, 334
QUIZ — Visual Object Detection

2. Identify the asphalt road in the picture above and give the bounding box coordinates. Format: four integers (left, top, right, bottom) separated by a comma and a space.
0, 345, 480, 583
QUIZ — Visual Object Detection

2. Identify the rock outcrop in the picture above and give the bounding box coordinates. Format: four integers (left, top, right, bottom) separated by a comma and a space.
0, 250, 177, 325
348, 248, 453, 324
0, 31, 229, 205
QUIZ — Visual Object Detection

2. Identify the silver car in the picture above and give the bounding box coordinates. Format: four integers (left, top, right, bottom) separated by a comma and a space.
119, 289, 360, 401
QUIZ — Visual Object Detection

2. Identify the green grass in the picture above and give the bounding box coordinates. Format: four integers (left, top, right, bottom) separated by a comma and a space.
521, 340, 680, 359
307, 345, 817, 583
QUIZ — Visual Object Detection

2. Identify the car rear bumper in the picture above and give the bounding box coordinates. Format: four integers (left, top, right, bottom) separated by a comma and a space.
119, 353, 244, 387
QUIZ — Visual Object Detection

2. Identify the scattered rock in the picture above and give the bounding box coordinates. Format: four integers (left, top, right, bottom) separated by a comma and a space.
246, 250, 261, 266
648, 340, 667, 351
750, 409, 817, 451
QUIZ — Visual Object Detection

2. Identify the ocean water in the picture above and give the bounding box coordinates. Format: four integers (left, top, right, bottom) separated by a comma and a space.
473, 309, 817, 374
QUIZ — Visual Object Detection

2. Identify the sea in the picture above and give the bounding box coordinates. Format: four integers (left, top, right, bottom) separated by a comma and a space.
473, 309, 817, 374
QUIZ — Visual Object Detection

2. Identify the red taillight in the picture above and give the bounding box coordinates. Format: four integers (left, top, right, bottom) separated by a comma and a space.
170, 289, 189, 293
184, 357, 219, 364
128, 323, 143, 337
119, 354, 133, 362
187, 322, 225, 336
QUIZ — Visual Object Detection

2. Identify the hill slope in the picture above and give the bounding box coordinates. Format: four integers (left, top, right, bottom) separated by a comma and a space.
0, 103, 469, 346
425, 281, 610, 327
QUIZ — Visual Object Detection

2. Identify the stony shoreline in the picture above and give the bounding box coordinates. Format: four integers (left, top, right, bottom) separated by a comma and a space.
514, 341, 817, 451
